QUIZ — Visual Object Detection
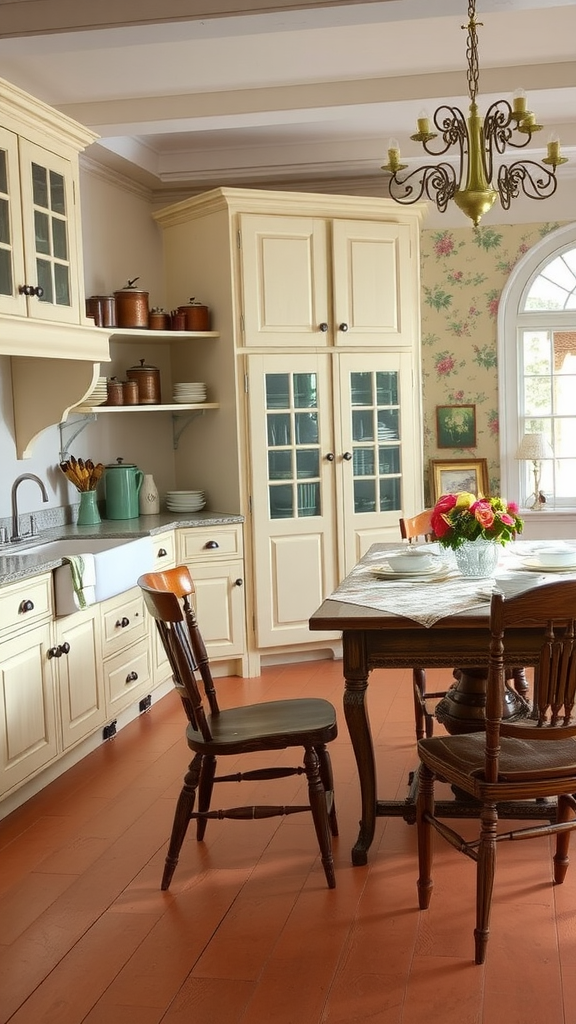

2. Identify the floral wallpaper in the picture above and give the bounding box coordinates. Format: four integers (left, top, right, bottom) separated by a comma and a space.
419, 220, 563, 502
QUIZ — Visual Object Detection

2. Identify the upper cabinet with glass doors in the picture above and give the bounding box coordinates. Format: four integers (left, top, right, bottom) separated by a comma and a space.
0, 76, 108, 357
239, 213, 418, 348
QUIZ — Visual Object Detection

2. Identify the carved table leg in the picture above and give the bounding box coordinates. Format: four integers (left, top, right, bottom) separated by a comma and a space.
342, 632, 374, 866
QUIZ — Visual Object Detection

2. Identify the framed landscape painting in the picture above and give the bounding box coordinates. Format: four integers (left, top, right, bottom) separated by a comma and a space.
429, 458, 490, 503
436, 404, 476, 449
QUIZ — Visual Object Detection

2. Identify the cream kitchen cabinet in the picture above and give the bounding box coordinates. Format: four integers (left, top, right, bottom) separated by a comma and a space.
53, 606, 105, 750
176, 525, 246, 662
0, 574, 58, 797
147, 529, 177, 686
240, 213, 417, 349
154, 188, 424, 665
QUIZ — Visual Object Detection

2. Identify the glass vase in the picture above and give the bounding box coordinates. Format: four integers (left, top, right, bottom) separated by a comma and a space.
77, 489, 101, 526
454, 538, 500, 579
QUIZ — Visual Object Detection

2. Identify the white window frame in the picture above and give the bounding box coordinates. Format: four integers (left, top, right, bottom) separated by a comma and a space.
498, 222, 576, 511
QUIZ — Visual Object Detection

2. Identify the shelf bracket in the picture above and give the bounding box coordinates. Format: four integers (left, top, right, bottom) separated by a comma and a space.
58, 414, 97, 461
171, 409, 206, 450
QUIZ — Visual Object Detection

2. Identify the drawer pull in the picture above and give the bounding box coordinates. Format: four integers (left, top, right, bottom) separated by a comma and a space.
116, 617, 130, 628
205, 540, 219, 549
126, 671, 138, 683
157, 547, 167, 557
234, 578, 244, 587
20, 599, 35, 613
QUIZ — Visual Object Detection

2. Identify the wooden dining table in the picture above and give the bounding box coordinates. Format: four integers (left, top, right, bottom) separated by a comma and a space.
309, 540, 574, 865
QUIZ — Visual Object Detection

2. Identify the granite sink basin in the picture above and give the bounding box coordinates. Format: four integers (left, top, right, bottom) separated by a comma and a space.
10, 536, 156, 615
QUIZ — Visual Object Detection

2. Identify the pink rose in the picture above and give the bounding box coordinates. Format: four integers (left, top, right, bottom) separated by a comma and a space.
471, 500, 495, 529
500, 513, 514, 526
506, 501, 519, 515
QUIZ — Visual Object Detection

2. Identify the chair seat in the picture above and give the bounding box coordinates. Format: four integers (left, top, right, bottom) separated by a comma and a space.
187, 697, 338, 754
419, 733, 576, 792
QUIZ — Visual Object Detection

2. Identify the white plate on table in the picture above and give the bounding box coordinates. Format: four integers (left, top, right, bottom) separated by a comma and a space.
517, 557, 576, 574
372, 561, 452, 582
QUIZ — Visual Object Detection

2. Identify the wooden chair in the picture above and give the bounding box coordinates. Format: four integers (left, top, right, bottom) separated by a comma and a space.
138, 565, 339, 890
399, 511, 449, 740
416, 579, 576, 963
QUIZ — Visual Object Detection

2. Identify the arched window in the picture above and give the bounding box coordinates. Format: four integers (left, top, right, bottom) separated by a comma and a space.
498, 223, 576, 512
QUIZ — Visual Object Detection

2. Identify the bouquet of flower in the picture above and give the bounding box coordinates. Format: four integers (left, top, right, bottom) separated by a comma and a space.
430, 492, 523, 550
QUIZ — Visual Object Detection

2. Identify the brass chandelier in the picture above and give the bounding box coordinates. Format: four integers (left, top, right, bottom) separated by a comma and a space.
382, 0, 567, 227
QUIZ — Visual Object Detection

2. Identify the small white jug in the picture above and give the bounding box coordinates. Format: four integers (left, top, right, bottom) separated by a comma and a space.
139, 474, 160, 515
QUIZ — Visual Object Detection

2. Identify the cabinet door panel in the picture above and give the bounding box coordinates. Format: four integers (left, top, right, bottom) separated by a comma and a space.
240, 214, 329, 346
57, 610, 105, 748
0, 126, 26, 316
18, 139, 80, 323
188, 562, 245, 659
0, 624, 57, 794
337, 351, 421, 573
247, 353, 339, 648
332, 220, 415, 347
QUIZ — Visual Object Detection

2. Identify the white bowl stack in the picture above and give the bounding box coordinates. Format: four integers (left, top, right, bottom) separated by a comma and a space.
165, 490, 206, 512
172, 382, 207, 404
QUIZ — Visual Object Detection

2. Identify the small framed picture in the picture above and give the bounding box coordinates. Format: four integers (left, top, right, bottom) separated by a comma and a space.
436, 404, 476, 449
429, 458, 490, 503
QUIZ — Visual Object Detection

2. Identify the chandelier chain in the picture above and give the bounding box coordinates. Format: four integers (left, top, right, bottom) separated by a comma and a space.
465, 1, 480, 105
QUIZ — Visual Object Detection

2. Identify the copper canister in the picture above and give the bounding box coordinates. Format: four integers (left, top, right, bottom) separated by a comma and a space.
177, 298, 211, 331
149, 307, 171, 330
106, 378, 124, 406
122, 380, 139, 405
125, 358, 161, 404
114, 279, 149, 328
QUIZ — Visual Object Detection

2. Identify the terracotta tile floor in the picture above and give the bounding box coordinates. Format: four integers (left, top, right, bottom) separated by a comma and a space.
1, 659, 574, 1024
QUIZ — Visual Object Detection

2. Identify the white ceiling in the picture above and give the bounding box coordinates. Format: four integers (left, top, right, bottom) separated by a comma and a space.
0, 0, 575, 201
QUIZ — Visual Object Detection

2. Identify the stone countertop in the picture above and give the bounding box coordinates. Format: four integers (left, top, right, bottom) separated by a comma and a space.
0, 511, 244, 586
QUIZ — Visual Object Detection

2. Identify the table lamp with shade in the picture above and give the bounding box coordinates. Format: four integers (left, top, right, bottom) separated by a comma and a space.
515, 432, 554, 510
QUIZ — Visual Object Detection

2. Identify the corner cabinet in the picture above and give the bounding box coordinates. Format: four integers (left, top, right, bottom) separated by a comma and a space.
0, 75, 113, 458
154, 188, 425, 662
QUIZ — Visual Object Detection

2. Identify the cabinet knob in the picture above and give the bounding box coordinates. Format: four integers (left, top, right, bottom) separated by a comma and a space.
60, 642, 71, 655
116, 617, 130, 628
234, 578, 244, 587
48, 646, 61, 659
342, 451, 353, 461
325, 452, 335, 462
19, 599, 35, 613
319, 322, 329, 332
339, 322, 349, 332
18, 284, 44, 298
157, 548, 167, 557
126, 671, 138, 683
205, 540, 219, 549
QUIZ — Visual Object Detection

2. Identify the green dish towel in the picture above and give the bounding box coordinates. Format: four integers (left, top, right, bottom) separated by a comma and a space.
62, 554, 96, 610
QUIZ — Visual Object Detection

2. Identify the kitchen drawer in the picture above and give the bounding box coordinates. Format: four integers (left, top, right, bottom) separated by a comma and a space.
100, 587, 147, 657
104, 636, 151, 715
151, 530, 176, 570
177, 525, 243, 562
0, 574, 53, 637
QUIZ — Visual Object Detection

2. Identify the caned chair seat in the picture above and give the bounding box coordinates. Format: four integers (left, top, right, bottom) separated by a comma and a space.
138, 565, 339, 891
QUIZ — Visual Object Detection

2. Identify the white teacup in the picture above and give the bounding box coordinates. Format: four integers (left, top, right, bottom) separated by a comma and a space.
532, 547, 576, 568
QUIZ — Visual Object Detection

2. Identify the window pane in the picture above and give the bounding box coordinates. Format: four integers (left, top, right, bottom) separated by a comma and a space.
266, 374, 289, 409
269, 484, 293, 519
268, 450, 292, 480
522, 331, 551, 375
350, 372, 373, 406
34, 210, 50, 255
296, 449, 319, 478
376, 371, 398, 406
49, 170, 66, 215
0, 150, 7, 195
0, 248, 12, 296
54, 263, 70, 305
36, 258, 53, 303
0, 196, 9, 245
52, 217, 68, 260
293, 373, 316, 408
31, 163, 48, 208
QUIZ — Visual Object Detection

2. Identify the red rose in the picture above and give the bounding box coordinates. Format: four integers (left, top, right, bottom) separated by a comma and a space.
431, 494, 457, 537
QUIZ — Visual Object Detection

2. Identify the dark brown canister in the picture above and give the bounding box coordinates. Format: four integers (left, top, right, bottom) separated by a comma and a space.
86, 296, 102, 326
99, 295, 116, 327
114, 278, 149, 328
177, 298, 211, 332
148, 307, 171, 330
122, 380, 139, 405
106, 378, 124, 406
171, 310, 186, 331
125, 358, 161, 404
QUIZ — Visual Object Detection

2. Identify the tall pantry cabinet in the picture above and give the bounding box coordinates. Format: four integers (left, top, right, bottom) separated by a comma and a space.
154, 188, 425, 667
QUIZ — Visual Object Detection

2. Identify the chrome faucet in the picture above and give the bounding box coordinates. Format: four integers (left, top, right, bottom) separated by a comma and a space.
11, 473, 49, 542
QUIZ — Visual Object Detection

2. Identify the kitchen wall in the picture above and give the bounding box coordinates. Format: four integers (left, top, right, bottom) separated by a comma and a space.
0, 159, 574, 522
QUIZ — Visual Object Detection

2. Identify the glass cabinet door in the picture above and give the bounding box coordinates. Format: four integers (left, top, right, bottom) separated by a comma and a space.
348, 368, 402, 514
266, 371, 322, 519
0, 127, 26, 316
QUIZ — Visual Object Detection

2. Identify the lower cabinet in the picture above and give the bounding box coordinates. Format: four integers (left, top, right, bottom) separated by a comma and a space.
54, 606, 105, 749
0, 597, 58, 797
177, 524, 246, 661
100, 587, 151, 717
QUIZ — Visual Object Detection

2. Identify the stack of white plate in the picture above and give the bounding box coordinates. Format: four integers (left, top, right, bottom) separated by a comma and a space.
172, 382, 207, 404
75, 376, 108, 410
165, 490, 206, 512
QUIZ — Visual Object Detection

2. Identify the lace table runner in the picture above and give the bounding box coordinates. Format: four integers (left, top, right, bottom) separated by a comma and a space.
328, 543, 564, 628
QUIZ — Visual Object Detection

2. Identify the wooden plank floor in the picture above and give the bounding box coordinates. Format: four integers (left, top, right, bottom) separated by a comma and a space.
1, 659, 575, 1024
